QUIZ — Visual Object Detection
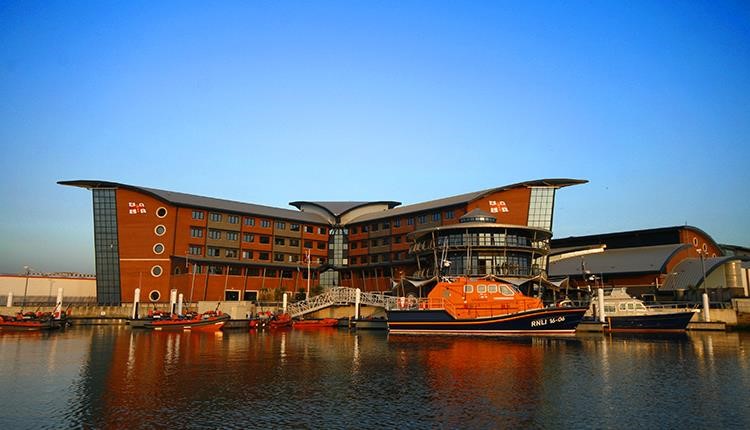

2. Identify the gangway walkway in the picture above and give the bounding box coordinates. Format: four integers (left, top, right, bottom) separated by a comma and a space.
286, 287, 398, 318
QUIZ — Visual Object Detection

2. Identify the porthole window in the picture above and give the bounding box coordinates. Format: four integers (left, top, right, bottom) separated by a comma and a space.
692, 237, 699, 246
151, 265, 163, 277
156, 207, 168, 218
149, 290, 161, 302
155, 225, 166, 236
153, 243, 165, 254
702, 243, 708, 252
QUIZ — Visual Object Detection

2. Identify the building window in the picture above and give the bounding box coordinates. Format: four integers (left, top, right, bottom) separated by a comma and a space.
382, 221, 390, 229
290, 239, 300, 247
274, 237, 286, 246
351, 242, 357, 249
190, 227, 204, 238
260, 236, 270, 244
243, 233, 254, 242
259, 252, 270, 261
305, 225, 313, 233
192, 210, 205, 220
304, 240, 313, 248
361, 240, 368, 248
382, 237, 390, 245
318, 227, 327, 235
528, 187, 555, 230
156, 207, 168, 218
408, 217, 414, 225
446, 210, 454, 219
288, 255, 298, 262
188, 245, 202, 255
317, 241, 326, 250
290, 223, 300, 231
395, 236, 401, 243
418, 215, 426, 224
276, 221, 286, 230
207, 247, 220, 257
226, 232, 239, 241
371, 239, 378, 247
209, 213, 222, 222
432, 213, 441, 222
371, 223, 379, 232
151, 265, 163, 277
244, 217, 255, 226
351, 227, 358, 234
153, 243, 165, 254
362, 225, 369, 233
350, 256, 357, 265
225, 249, 238, 258
228, 215, 240, 224
394, 218, 401, 227
242, 250, 253, 259
274, 253, 284, 262
208, 229, 221, 240
261, 219, 271, 228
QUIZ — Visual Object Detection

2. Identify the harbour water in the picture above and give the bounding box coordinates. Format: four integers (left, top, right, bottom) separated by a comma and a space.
1, 327, 748, 429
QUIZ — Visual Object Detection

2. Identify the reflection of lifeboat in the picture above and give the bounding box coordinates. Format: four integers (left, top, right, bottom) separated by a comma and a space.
387, 276, 587, 335
589, 288, 697, 333
294, 318, 338, 328
269, 313, 293, 328
0, 311, 65, 331
140, 310, 230, 331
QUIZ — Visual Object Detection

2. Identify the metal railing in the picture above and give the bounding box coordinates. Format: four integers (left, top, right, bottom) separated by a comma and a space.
286, 288, 399, 318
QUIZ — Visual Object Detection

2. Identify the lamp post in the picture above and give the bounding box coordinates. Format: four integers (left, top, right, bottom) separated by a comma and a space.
697, 249, 710, 322
22, 265, 30, 312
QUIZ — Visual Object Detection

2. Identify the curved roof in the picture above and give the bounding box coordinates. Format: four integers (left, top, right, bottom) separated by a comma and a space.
659, 256, 739, 291
348, 178, 587, 224
408, 222, 553, 240
551, 225, 723, 254
548, 244, 689, 277
59, 180, 329, 224
289, 201, 401, 219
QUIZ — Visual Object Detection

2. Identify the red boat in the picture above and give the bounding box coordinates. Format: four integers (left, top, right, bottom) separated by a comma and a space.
268, 313, 293, 328
293, 318, 339, 328
0, 311, 64, 331
138, 310, 230, 332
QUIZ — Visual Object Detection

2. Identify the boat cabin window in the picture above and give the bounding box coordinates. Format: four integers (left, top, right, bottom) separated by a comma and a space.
619, 304, 627, 311
477, 285, 486, 293
487, 284, 498, 293
635, 303, 646, 310
604, 305, 616, 313
464, 285, 474, 293
500, 285, 515, 296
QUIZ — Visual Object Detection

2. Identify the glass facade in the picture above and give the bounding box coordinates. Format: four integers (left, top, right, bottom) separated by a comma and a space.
527, 187, 555, 230
92, 189, 121, 304
327, 228, 348, 267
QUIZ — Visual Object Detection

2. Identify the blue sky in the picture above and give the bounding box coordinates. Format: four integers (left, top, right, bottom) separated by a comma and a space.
1, 1, 748, 274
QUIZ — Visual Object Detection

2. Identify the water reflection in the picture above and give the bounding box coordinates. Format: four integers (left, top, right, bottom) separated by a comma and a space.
0, 329, 748, 429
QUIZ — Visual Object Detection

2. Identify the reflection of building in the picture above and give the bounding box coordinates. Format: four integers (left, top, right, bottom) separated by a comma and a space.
61, 179, 585, 305
549, 226, 749, 301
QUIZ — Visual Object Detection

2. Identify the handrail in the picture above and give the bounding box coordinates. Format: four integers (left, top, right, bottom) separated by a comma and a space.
286, 287, 399, 318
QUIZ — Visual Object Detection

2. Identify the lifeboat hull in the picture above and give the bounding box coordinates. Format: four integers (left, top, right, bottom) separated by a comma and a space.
141, 314, 230, 331
294, 318, 339, 328
386, 307, 588, 335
